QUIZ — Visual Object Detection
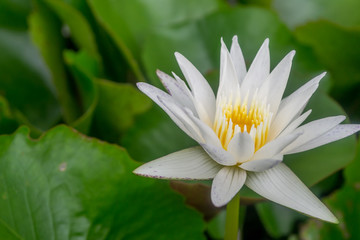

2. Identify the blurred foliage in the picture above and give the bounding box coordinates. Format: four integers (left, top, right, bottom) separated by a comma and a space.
0, 0, 359, 239
300, 141, 360, 240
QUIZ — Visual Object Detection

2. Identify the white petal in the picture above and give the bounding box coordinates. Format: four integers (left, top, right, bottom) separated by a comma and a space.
227, 132, 255, 163
201, 143, 237, 166
230, 35, 247, 83
286, 124, 360, 154
217, 38, 240, 98
211, 167, 246, 207
258, 51, 295, 114
253, 132, 301, 161
175, 52, 216, 125
184, 109, 223, 148
246, 163, 338, 223
277, 110, 312, 138
137, 82, 197, 139
282, 115, 345, 154
157, 96, 203, 142
241, 39, 270, 98
156, 70, 196, 113
241, 154, 282, 172
269, 73, 325, 139
133, 146, 221, 179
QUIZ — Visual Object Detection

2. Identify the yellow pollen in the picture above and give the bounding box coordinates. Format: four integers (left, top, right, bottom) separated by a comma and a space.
213, 93, 272, 152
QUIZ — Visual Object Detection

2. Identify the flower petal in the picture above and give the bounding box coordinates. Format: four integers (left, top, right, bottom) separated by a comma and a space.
137, 82, 198, 139
157, 96, 203, 143
217, 38, 240, 98
184, 109, 223, 148
227, 132, 255, 163
258, 50, 295, 114
241, 39, 270, 98
211, 167, 246, 207
277, 110, 312, 138
269, 72, 325, 139
285, 124, 360, 154
200, 143, 237, 166
156, 70, 196, 113
241, 154, 282, 172
175, 52, 216, 125
282, 115, 345, 154
253, 132, 301, 161
133, 146, 221, 180
230, 35, 247, 83
246, 163, 338, 223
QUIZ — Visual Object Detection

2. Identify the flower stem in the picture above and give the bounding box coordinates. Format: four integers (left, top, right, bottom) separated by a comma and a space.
224, 194, 240, 240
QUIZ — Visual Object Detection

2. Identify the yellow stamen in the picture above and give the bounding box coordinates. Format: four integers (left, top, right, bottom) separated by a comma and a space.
213, 92, 272, 151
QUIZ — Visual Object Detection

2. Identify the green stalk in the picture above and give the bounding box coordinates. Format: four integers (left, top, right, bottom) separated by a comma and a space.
224, 194, 240, 240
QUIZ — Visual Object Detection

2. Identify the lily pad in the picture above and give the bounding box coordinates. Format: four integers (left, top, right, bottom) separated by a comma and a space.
0, 125, 206, 240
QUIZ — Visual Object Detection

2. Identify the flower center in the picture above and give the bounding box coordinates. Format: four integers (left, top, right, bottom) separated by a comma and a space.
213, 92, 272, 151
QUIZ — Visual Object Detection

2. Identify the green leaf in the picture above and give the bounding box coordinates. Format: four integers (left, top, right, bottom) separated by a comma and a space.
93, 79, 152, 142
0, 0, 31, 30
299, 139, 360, 239
294, 21, 360, 121
272, 0, 360, 29
0, 95, 20, 135
207, 210, 226, 239
89, 0, 221, 58
121, 106, 197, 162
300, 184, 360, 240
0, 125, 206, 240
87, 0, 222, 82
45, 0, 100, 60
87, 0, 144, 82
295, 21, 360, 88
344, 140, 360, 186
64, 50, 99, 134
29, 0, 78, 122
256, 202, 304, 238
0, 28, 60, 130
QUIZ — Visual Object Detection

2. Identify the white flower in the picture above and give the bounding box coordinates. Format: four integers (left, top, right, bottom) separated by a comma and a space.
134, 36, 360, 223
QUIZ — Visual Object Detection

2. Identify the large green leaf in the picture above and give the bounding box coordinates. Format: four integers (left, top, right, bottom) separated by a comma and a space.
0, 28, 60, 131
0, 125, 206, 240
272, 0, 360, 29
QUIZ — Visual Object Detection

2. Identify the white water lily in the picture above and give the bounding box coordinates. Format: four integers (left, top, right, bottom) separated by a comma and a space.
134, 36, 360, 223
